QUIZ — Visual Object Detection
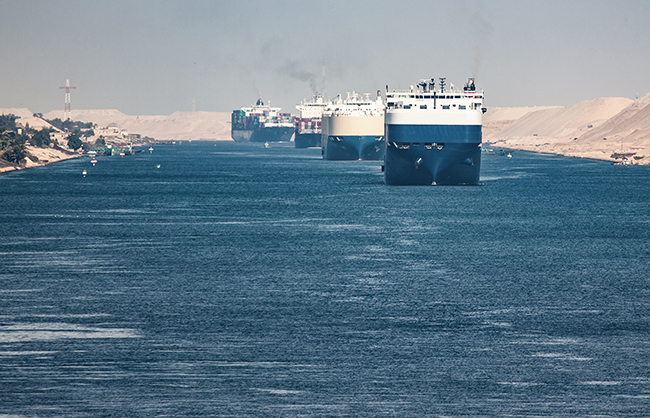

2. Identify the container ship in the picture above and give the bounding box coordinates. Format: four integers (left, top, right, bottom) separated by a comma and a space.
294, 93, 328, 148
383, 78, 486, 185
321, 91, 385, 160
231, 98, 294, 143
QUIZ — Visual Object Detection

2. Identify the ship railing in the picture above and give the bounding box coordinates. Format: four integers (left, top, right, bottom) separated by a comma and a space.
387, 88, 484, 95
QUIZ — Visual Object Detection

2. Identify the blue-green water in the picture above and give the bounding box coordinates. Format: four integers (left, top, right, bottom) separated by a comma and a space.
1, 141, 649, 417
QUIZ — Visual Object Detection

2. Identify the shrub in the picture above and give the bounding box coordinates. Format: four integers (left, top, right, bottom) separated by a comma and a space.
1, 145, 26, 163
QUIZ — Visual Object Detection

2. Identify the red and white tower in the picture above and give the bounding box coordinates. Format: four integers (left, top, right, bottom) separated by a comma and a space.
59, 79, 76, 121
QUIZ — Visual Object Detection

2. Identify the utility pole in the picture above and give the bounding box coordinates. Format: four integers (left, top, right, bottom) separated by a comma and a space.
59, 79, 76, 121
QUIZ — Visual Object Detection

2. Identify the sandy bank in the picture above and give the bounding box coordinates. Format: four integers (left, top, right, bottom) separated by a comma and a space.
486, 94, 650, 165
0, 146, 81, 174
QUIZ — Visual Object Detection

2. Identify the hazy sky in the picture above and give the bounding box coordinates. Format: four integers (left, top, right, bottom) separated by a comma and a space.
2, 0, 649, 115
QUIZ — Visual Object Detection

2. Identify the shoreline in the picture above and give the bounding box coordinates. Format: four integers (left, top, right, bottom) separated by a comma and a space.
0, 146, 81, 175
487, 139, 650, 165
0, 139, 232, 175
0, 140, 156, 175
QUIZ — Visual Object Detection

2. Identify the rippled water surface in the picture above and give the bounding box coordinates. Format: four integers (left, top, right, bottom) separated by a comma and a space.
1, 142, 649, 416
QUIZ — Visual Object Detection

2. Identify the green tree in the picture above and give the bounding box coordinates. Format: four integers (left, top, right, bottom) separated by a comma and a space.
67, 134, 83, 150
0, 114, 17, 131
1, 145, 26, 163
31, 128, 51, 147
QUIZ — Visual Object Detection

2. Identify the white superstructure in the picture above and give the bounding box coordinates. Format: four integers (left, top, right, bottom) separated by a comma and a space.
296, 93, 328, 118
385, 78, 485, 127
324, 91, 385, 118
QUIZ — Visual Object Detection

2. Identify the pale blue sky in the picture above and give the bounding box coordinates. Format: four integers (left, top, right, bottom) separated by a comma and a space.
1, 0, 649, 115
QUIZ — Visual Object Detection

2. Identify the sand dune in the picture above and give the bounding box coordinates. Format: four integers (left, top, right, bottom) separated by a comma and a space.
483, 106, 561, 139
43, 109, 232, 141
0, 108, 34, 118
488, 97, 632, 141
487, 94, 650, 164
574, 92, 650, 146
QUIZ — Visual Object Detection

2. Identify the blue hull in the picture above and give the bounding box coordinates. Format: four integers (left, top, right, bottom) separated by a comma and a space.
295, 133, 321, 148
384, 124, 481, 185
250, 127, 294, 143
323, 135, 385, 160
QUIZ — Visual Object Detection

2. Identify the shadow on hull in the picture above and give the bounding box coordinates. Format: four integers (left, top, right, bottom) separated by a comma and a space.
233, 127, 294, 143
295, 133, 321, 148
384, 142, 481, 185
323, 136, 385, 160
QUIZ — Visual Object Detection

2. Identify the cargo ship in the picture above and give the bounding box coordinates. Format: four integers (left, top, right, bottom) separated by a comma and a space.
294, 93, 328, 148
231, 98, 294, 143
383, 78, 486, 185
321, 91, 385, 160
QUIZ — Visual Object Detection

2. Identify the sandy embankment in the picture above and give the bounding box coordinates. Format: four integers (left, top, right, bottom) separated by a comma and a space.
1, 108, 233, 174
485, 93, 650, 164
0, 108, 82, 174
43, 109, 233, 142
0, 146, 80, 174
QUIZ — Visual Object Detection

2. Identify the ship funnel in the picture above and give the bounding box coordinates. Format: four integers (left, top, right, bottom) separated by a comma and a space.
464, 78, 476, 92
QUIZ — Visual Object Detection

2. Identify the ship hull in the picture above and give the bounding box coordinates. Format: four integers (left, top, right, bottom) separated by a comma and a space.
232, 129, 253, 142
323, 135, 385, 160
321, 114, 385, 160
384, 124, 482, 185
232, 127, 294, 143
294, 133, 321, 148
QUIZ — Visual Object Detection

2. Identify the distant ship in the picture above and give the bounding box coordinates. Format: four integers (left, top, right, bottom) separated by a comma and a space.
294, 93, 328, 148
383, 77, 486, 185
481, 147, 507, 156
231, 98, 294, 143
321, 91, 385, 160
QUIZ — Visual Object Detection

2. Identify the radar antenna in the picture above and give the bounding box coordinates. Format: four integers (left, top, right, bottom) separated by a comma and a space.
439, 77, 446, 93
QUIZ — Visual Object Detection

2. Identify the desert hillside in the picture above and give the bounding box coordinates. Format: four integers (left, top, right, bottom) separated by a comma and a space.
2, 108, 233, 142
482, 106, 561, 138
42, 109, 232, 141
0, 108, 34, 118
487, 94, 650, 164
